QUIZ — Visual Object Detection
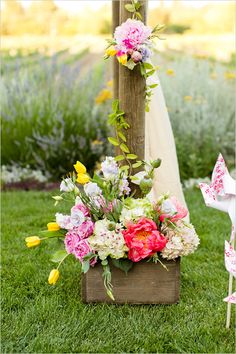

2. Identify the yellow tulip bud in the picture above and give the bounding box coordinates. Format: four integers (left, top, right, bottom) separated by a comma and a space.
106, 46, 117, 57
47, 222, 60, 231
25, 236, 41, 248
117, 54, 127, 65
48, 269, 59, 285
73, 161, 86, 174
76, 173, 90, 185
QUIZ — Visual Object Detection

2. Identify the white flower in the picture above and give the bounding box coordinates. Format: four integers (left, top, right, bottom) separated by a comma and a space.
84, 182, 102, 197
101, 156, 119, 179
60, 178, 75, 192
88, 219, 128, 260
131, 171, 146, 185
55, 213, 71, 229
70, 205, 85, 227
161, 199, 177, 215
161, 222, 200, 260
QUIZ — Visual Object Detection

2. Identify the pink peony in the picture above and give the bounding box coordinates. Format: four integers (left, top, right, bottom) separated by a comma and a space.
114, 19, 152, 54
159, 197, 188, 222
122, 218, 167, 262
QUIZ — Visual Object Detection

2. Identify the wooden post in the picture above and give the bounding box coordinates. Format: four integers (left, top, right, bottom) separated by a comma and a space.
112, 1, 120, 99
119, 0, 147, 163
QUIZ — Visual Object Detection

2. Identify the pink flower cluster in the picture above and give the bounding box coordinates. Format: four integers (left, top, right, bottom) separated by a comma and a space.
63, 203, 95, 264
114, 19, 152, 62
123, 218, 167, 262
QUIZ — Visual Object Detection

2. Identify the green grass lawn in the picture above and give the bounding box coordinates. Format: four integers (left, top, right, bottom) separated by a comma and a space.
1, 189, 235, 353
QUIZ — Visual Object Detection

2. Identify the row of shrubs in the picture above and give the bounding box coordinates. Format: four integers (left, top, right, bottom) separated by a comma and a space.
1, 50, 235, 182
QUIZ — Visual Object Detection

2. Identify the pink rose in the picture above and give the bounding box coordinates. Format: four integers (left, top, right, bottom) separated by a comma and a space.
159, 197, 188, 222
76, 219, 94, 239
65, 228, 96, 265
72, 203, 90, 217
122, 218, 167, 262
131, 51, 142, 63
74, 239, 91, 262
64, 229, 80, 254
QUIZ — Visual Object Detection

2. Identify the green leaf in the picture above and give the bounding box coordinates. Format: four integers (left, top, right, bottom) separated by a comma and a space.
132, 161, 143, 168
125, 4, 135, 12
38, 230, 66, 238
81, 260, 90, 273
149, 84, 158, 89
111, 258, 133, 275
127, 154, 138, 160
118, 131, 126, 142
135, 2, 141, 10
115, 155, 125, 162
143, 62, 153, 70
126, 59, 136, 70
146, 69, 155, 77
135, 12, 143, 20
51, 250, 68, 263
145, 105, 150, 112
112, 99, 119, 113
140, 63, 145, 76
108, 137, 119, 146
120, 165, 130, 171
120, 143, 130, 153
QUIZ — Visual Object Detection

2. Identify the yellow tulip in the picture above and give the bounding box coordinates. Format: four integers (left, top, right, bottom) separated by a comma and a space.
73, 161, 86, 174
117, 54, 127, 65
48, 269, 59, 285
76, 173, 90, 185
25, 236, 41, 248
47, 222, 60, 231
106, 46, 117, 57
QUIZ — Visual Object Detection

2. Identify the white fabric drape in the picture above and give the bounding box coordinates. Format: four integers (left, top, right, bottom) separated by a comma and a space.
145, 74, 189, 218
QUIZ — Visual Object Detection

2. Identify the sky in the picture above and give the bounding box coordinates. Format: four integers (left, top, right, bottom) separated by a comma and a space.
18, 0, 219, 13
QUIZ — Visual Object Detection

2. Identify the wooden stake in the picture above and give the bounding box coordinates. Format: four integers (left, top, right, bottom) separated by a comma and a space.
119, 0, 147, 164
226, 232, 235, 329
112, 1, 120, 99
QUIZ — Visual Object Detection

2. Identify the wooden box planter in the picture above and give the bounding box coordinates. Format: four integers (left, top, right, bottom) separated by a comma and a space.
81, 258, 180, 304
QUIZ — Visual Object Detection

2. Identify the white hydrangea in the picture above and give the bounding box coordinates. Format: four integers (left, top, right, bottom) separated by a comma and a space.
101, 156, 119, 180
88, 219, 128, 260
161, 222, 200, 260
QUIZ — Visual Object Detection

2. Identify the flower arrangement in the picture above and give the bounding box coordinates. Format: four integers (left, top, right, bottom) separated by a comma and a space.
25, 154, 199, 300
25, 0, 199, 301
104, 1, 164, 111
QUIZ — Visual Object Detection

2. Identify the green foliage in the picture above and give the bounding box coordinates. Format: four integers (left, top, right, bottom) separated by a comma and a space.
1, 51, 111, 180
111, 258, 133, 275
50, 250, 68, 263
1, 190, 235, 353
